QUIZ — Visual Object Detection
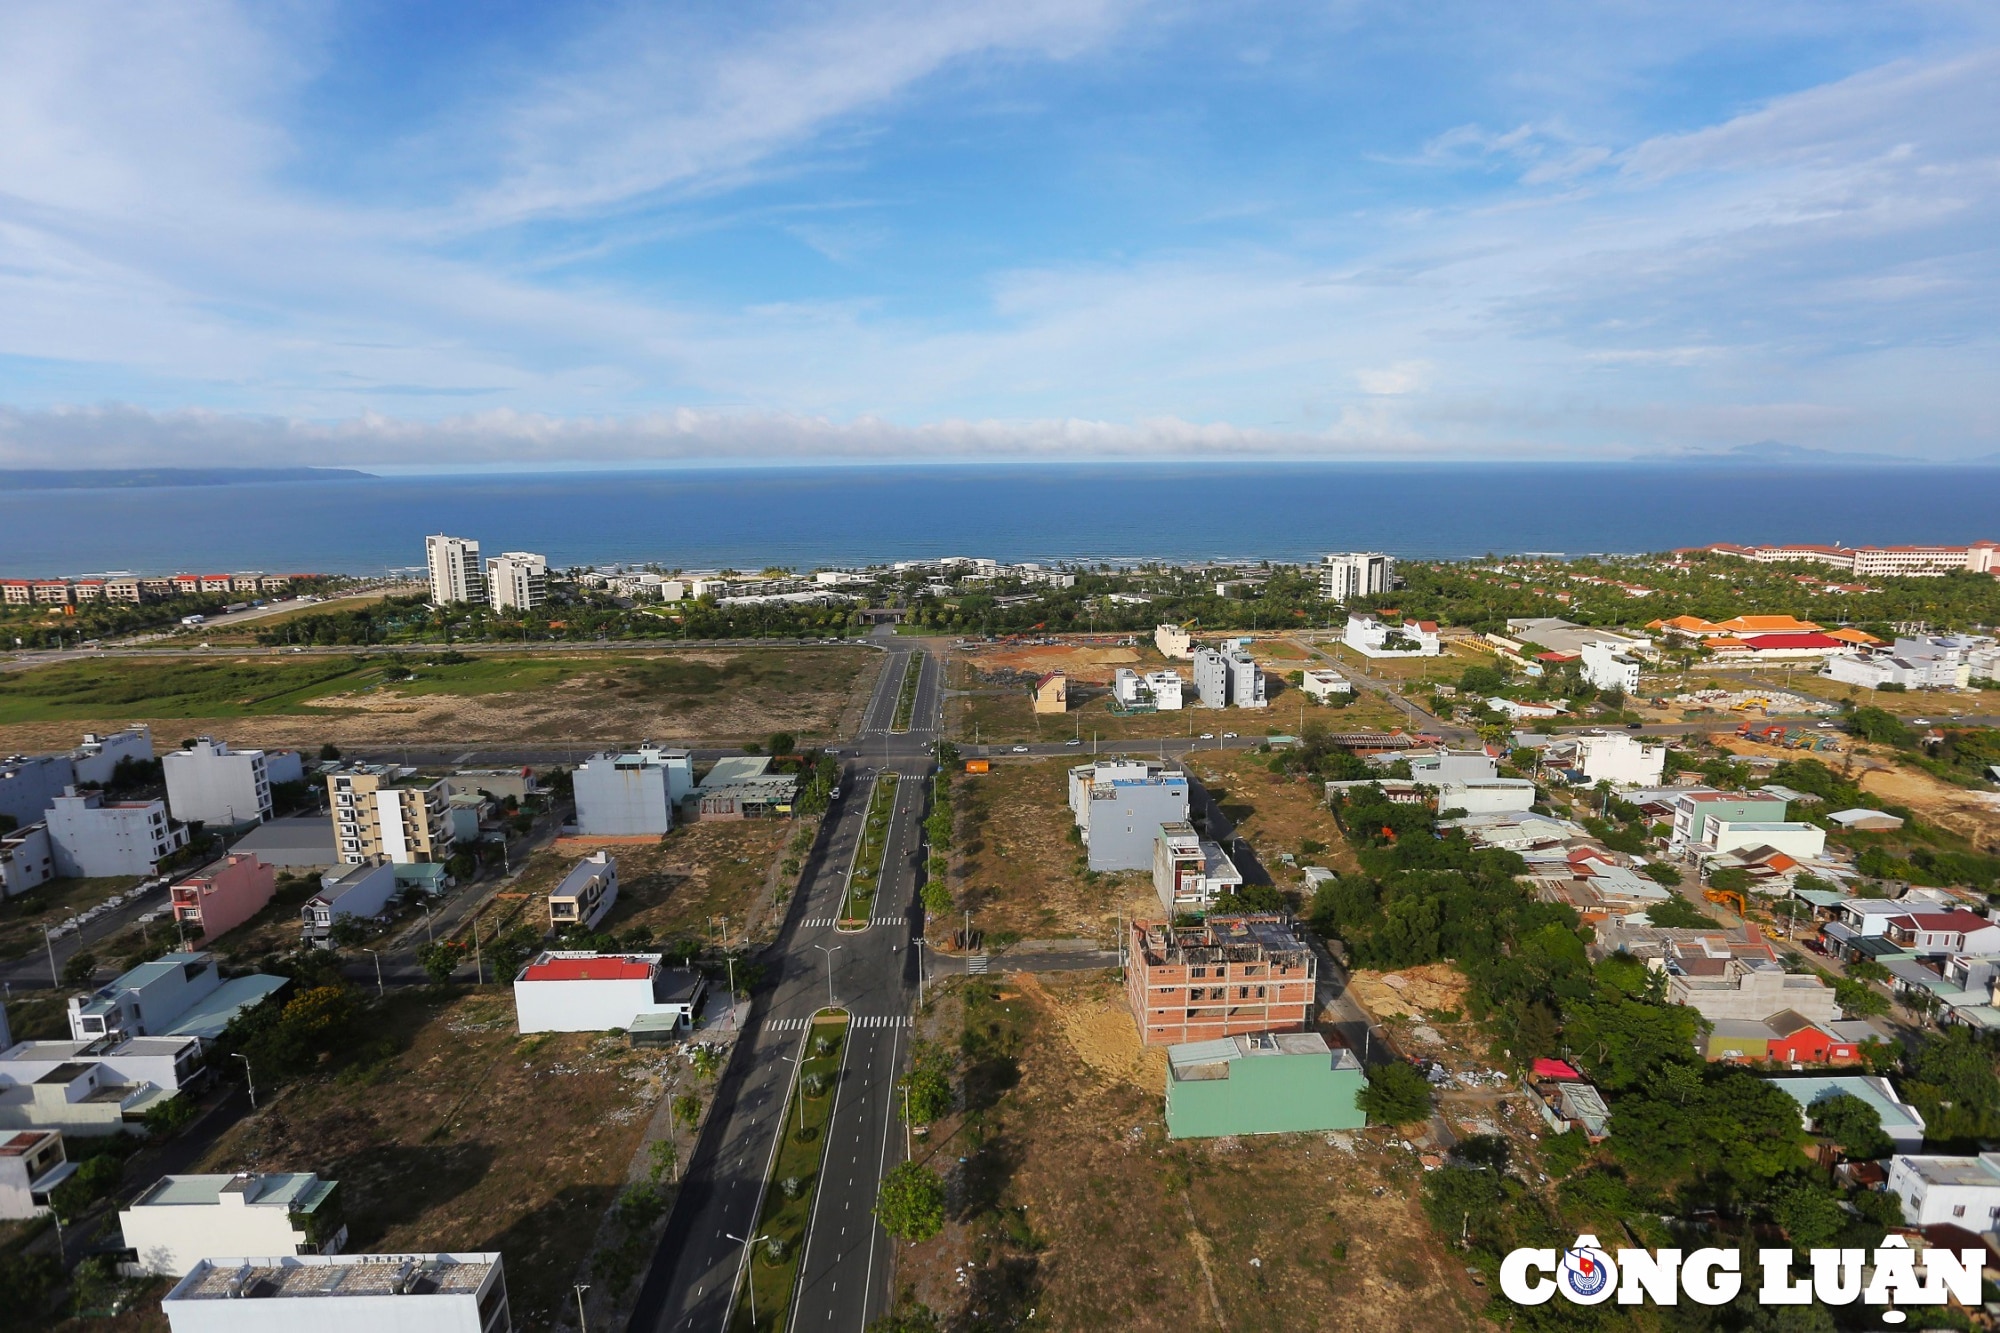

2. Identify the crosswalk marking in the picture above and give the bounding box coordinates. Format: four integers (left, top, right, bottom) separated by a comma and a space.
800, 916, 839, 928
966, 954, 989, 975
765, 1015, 911, 1032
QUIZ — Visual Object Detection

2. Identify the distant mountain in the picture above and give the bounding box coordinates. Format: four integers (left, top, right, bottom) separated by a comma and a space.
1631, 440, 1925, 466
0, 466, 374, 490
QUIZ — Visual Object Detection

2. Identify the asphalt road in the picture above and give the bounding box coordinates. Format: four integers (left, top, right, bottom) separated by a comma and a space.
631, 631, 935, 1333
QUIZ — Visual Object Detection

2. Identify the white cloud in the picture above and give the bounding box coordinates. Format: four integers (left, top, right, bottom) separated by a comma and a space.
1354, 361, 1432, 395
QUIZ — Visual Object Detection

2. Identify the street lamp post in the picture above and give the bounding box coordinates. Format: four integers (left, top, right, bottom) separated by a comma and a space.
812, 944, 842, 1009
724, 1232, 773, 1327
574, 1283, 590, 1333
234, 1053, 257, 1109
41, 924, 59, 990
364, 948, 384, 997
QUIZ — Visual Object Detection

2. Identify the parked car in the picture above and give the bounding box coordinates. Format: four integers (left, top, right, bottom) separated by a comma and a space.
1065, 738, 1082, 746
1222, 732, 1237, 739
1012, 744, 1030, 753
1199, 733, 1215, 740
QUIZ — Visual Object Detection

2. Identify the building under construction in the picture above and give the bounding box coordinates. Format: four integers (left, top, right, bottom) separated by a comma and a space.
1124, 914, 1316, 1047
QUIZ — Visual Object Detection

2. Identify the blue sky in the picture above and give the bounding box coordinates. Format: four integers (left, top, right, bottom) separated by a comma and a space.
0, 0, 1996, 467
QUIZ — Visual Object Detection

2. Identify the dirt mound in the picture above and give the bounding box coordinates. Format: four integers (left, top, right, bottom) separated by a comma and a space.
1018, 973, 1164, 1091
1348, 964, 1470, 1020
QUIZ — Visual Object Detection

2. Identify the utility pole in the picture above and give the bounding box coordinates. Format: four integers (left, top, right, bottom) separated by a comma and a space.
365, 948, 384, 997
42, 924, 59, 990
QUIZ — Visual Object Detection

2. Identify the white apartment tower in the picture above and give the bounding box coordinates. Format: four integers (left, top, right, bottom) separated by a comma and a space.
425, 535, 485, 605
1320, 552, 1395, 602
484, 552, 548, 612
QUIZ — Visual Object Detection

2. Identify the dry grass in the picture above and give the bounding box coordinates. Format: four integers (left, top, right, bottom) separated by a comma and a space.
1188, 750, 1357, 882
895, 972, 1488, 1332
190, 988, 683, 1328
948, 758, 1137, 945
1711, 733, 1999, 848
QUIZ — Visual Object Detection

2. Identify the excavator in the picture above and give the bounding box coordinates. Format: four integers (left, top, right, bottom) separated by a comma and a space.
1703, 888, 1748, 916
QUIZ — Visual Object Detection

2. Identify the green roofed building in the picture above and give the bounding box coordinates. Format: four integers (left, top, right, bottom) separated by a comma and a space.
1165, 1030, 1365, 1140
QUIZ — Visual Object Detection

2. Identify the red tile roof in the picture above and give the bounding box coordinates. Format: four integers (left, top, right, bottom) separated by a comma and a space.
1894, 911, 1993, 933
521, 956, 654, 982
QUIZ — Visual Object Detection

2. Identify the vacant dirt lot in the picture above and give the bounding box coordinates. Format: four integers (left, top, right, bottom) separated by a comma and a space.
0, 646, 875, 751
948, 758, 1139, 946
896, 972, 1488, 1331
1189, 750, 1357, 883
1714, 733, 1999, 849
191, 989, 686, 1328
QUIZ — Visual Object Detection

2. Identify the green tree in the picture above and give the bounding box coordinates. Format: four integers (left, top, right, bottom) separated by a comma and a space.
1804, 1091, 1893, 1160
1848, 707, 1909, 746
1904, 1028, 2000, 1144
672, 1093, 702, 1130
1768, 1179, 1847, 1248
875, 1161, 946, 1241
61, 950, 99, 987
1638, 862, 1682, 887
902, 1066, 952, 1124
417, 941, 463, 984
1357, 1060, 1432, 1126
767, 731, 797, 757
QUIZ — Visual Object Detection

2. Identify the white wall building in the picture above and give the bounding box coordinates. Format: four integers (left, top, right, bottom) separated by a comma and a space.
1151, 822, 1243, 914
1300, 669, 1353, 702
162, 1252, 510, 1333
483, 552, 548, 612
302, 862, 399, 945
45, 788, 186, 878
1562, 732, 1666, 787
0, 1129, 70, 1220
1190, 649, 1230, 709
424, 534, 485, 605
1113, 668, 1185, 711
2, 1034, 205, 1096
0, 753, 75, 832
122, 1172, 346, 1277
0, 824, 55, 897
1224, 652, 1267, 709
1320, 552, 1395, 602
1888, 1153, 2000, 1229
1438, 779, 1538, 815
1823, 636, 1975, 692
1579, 640, 1643, 695
1707, 820, 1827, 860
1155, 624, 1194, 659
572, 745, 690, 836
164, 739, 274, 828
1343, 614, 1440, 658
513, 952, 706, 1033
550, 852, 618, 932
70, 728, 154, 786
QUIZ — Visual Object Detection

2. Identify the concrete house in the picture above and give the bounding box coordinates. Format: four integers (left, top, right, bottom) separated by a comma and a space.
549, 852, 618, 932
69, 728, 154, 786
1343, 613, 1440, 658
483, 552, 548, 612
1579, 640, 1643, 694
1888, 1153, 2000, 1229
0, 753, 75, 832
1883, 911, 2000, 958
1191, 648, 1230, 708
327, 765, 453, 865
1151, 822, 1243, 915
1069, 760, 1190, 871
163, 739, 276, 828
1125, 916, 1316, 1047
425, 534, 485, 605
1706, 820, 1827, 860
1770, 1075, 1927, 1151
0, 1129, 72, 1219
170, 854, 276, 945
1319, 552, 1395, 602
1671, 790, 1789, 850
0, 823, 56, 897
1032, 671, 1068, 714
68, 952, 286, 1044
1155, 624, 1195, 659
0, 1057, 177, 1136
45, 788, 187, 878
2, 1034, 205, 1097
513, 952, 706, 1034
162, 1252, 510, 1333
1667, 956, 1841, 1025
1438, 779, 1538, 815
1547, 731, 1666, 788
122, 1172, 347, 1277
1165, 1031, 1365, 1139
1300, 669, 1352, 702
302, 861, 398, 946
573, 745, 691, 836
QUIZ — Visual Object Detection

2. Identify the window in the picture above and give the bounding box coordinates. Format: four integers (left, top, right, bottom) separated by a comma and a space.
1954, 1205, 1966, 1217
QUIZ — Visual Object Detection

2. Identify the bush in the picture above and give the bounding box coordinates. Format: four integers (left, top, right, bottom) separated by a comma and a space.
902, 1066, 952, 1125
1357, 1060, 1432, 1126
875, 1161, 946, 1241
61, 950, 99, 987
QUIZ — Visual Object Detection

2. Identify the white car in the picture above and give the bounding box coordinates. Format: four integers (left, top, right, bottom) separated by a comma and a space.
1065, 738, 1082, 746
1912, 718, 1932, 725
1199, 732, 1215, 740
1816, 722, 1836, 729
1222, 732, 1237, 739
1012, 744, 1030, 753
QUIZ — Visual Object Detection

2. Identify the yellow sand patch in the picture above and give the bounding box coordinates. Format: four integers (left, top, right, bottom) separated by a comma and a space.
1348, 963, 1470, 1019
1017, 973, 1166, 1090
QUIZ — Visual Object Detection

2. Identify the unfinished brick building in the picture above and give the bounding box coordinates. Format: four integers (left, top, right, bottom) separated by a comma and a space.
1125, 915, 1317, 1046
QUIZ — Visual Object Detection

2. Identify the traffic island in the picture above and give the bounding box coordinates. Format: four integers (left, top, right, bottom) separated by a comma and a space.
838, 774, 898, 927
729, 1009, 850, 1332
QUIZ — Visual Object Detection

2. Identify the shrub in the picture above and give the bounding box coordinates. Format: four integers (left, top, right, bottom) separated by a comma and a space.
875, 1161, 946, 1241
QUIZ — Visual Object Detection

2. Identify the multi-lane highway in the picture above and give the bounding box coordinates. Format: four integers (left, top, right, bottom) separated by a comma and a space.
630, 633, 940, 1333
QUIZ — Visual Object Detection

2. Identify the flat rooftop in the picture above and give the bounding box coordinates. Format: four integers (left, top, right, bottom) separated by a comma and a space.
171, 1254, 497, 1301
133, 1172, 333, 1210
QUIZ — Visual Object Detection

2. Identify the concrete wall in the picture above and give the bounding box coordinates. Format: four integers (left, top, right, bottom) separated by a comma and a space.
122, 1199, 311, 1277
164, 742, 273, 828
0, 755, 74, 831
1082, 779, 1189, 872
573, 761, 673, 836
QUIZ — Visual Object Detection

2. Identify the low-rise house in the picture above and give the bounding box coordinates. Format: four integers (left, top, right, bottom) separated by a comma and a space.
1666, 952, 1841, 1025
1151, 822, 1242, 915
45, 788, 187, 878
163, 739, 277, 829
1671, 790, 1789, 850
68, 952, 286, 1044
1486, 696, 1566, 722
302, 862, 398, 946
1436, 778, 1537, 815
1770, 1075, 1927, 1151
0, 1058, 176, 1136
227, 814, 338, 869
549, 852, 618, 932
1405, 747, 1499, 784
1155, 624, 1194, 659
1070, 760, 1190, 872
1344, 614, 1440, 658
122, 1172, 346, 1277
1300, 669, 1352, 703
69, 727, 154, 786
0, 1129, 72, 1219
446, 793, 493, 843
572, 744, 689, 836
162, 1252, 510, 1333
1705, 819, 1826, 860
1531, 1073, 1612, 1142
1884, 912, 2000, 959
1164, 1031, 1365, 1139
1032, 671, 1068, 715
170, 854, 275, 945
1, 1034, 204, 1095
1703, 1011, 1868, 1065
447, 769, 539, 804
0, 823, 55, 897
513, 952, 705, 1034
692, 757, 798, 820
1124, 916, 1315, 1047
1888, 1153, 2000, 1229
1112, 668, 1185, 711
1828, 808, 1905, 832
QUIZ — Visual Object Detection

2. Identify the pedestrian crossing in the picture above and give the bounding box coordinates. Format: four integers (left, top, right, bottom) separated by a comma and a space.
800, 916, 840, 928
966, 954, 990, 975
765, 1015, 912, 1033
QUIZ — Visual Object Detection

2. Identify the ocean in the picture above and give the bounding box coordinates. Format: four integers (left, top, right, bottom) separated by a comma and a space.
2, 462, 1997, 577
